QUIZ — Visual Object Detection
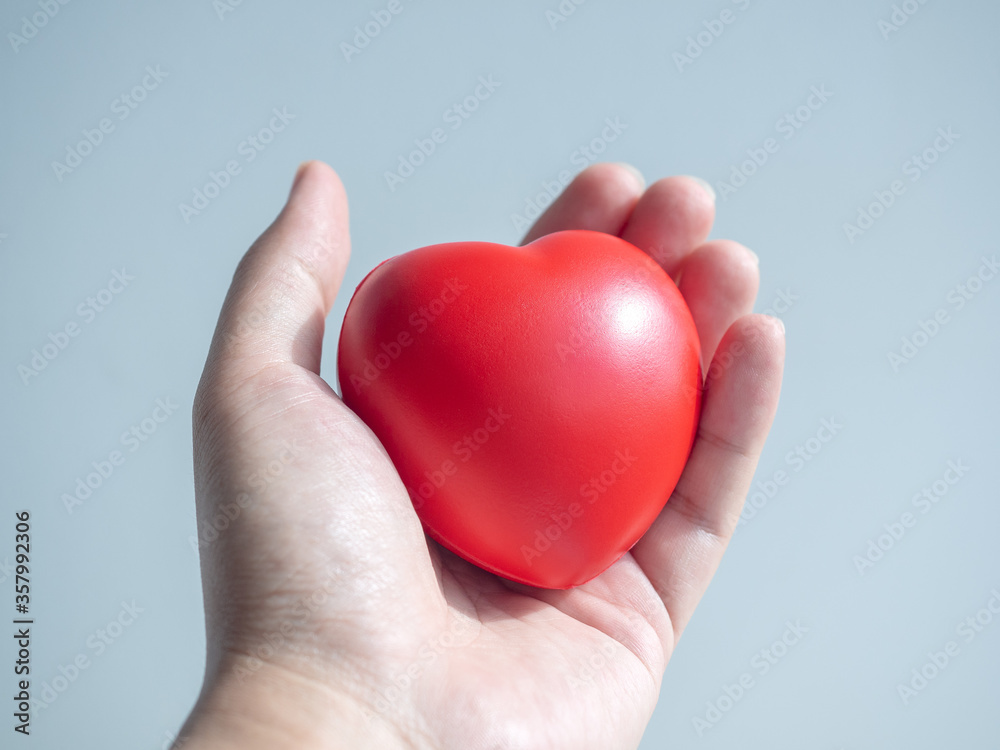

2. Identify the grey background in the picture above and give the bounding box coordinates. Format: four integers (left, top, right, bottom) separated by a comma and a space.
1, 0, 998, 748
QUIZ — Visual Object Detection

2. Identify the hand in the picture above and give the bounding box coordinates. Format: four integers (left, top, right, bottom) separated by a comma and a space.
178, 161, 784, 749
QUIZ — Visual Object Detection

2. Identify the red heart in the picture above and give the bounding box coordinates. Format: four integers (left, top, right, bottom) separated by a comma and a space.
337, 230, 702, 589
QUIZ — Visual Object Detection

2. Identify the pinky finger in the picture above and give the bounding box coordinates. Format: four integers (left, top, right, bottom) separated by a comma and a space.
631, 315, 786, 642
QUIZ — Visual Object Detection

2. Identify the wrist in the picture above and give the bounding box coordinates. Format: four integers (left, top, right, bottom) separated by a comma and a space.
174, 654, 417, 750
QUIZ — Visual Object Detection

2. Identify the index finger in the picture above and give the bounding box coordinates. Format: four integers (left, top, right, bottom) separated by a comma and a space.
520, 163, 645, 244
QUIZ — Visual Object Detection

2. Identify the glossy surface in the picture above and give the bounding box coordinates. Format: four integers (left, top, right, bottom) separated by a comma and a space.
337, 230, 702, 588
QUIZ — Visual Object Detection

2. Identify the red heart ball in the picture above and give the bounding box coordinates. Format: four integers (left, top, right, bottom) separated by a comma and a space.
337, 230, 702, 589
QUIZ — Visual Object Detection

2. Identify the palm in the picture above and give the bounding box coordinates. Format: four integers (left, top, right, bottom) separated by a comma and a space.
190, 162, 784, 750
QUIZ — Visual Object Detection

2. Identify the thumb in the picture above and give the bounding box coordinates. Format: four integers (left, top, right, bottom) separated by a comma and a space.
192, 162, 447, 684
204, 159, 350, 380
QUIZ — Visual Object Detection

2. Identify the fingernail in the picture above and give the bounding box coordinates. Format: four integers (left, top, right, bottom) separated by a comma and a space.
746, 247, 759, 265
682, 175, 716, 203
291, 161, 312, 192
772, 316, 785, 335
615, 162, 646, 190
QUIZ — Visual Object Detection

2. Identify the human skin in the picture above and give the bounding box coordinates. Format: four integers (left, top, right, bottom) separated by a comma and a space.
177, 160, 785, 749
